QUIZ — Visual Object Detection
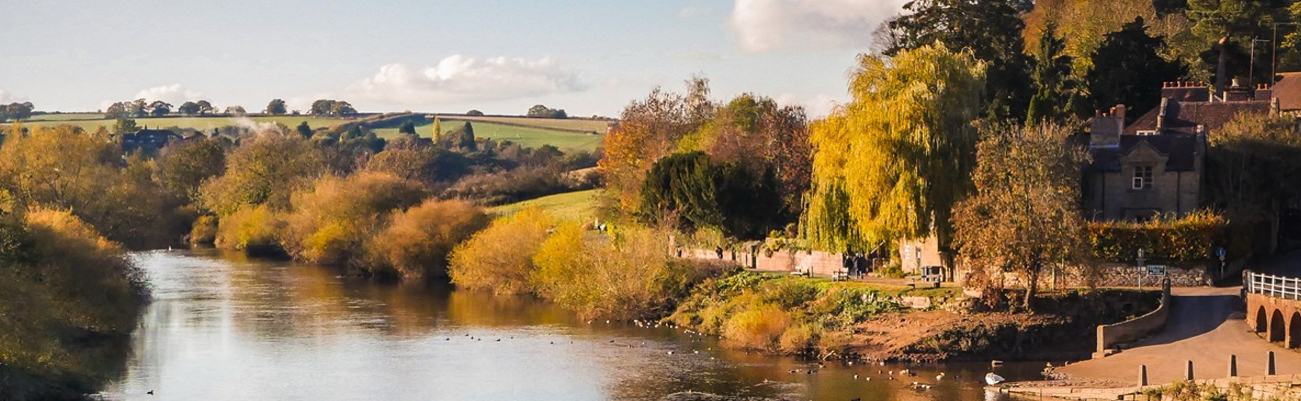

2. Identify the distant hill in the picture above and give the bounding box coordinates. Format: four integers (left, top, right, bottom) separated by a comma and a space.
6, 113, 611, 153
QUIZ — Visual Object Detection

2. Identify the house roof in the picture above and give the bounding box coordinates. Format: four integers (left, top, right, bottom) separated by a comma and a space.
1272, 72, 1301, 111
1088, 133, 1201, 173
1125, 100, 1270, 135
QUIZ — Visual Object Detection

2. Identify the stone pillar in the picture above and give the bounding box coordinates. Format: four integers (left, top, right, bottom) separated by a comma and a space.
1268, 351, 1276, 375
1186, 360, 1194, 381
1139, 365, 1148, 386
1228, 354, 1237, 377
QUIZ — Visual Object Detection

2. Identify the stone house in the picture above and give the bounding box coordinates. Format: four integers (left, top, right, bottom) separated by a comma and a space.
1083, 82, 1274, 222
117, 128, 181, 155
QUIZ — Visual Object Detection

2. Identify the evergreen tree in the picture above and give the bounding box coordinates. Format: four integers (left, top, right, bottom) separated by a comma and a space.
1087, 17, 1186, 122
886, 0, 1032, 121
1027, 22, 1081, 124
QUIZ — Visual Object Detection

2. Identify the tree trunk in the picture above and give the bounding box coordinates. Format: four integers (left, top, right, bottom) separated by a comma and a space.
1215, 35, 1230, 99
1023, 266, 1039, 312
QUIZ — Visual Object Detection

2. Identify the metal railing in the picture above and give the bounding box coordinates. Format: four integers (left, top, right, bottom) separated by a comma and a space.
1246, 272, 1301, 300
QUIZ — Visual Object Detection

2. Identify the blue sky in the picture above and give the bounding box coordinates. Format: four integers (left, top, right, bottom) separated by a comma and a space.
0, 0, 907, 117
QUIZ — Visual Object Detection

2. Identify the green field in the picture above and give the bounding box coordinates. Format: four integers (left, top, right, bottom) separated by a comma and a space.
10, 113, 606, 152
455, 116, 612, 133
489, 189, 601, 223
373, 116, 604, 152
10, 115, 357, 132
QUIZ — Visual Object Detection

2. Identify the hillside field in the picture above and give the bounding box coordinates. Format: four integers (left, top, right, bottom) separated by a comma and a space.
372, 115, 605, 152
489, 189, 601, 223
7, 114, 606, 152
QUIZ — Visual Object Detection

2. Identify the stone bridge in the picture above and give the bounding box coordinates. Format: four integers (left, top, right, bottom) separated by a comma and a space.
1245, 272, 1301, 349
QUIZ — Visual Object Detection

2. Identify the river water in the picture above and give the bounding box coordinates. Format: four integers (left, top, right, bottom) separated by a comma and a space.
100, 250, 1040, 401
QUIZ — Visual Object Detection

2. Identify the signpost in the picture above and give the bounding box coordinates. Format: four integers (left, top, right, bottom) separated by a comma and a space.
1217, 247, 1227, 280
1137, 249, 1146, 290
1147, 264, 1167, 276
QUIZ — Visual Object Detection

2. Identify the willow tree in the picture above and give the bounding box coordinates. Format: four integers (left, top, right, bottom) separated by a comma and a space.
802, 44, 985, 254
952, 123, 1088, 310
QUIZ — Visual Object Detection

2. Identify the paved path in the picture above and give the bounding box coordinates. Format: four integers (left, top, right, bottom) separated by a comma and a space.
1057, 286, 1301, 386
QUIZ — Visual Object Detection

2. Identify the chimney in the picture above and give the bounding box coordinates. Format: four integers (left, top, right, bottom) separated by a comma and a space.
1090, 105, 1124, 149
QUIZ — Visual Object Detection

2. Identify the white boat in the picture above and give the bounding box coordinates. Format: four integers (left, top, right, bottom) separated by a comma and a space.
985, 373, 1005, 385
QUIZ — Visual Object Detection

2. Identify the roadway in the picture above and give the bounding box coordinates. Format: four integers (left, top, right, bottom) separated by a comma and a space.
1057, 286, 1301, 386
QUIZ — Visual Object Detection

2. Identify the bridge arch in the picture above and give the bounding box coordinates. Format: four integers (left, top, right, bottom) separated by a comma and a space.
1291, 312, 1301, 349
1255, 305, 1269, 333
1270, 309, 1287, 343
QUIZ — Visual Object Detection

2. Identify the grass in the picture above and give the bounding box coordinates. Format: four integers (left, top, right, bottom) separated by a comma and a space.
489, 189, 600, 223
453, 115, 612, 134
10, 113, 606, 152
373, 116, 605, 152
8, 115, 357, 132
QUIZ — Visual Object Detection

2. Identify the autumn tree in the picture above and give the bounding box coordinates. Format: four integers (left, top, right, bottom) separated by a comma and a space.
156, 139, 228, 202
677, 94, 811, 214
198, 134, 325, 216
802, 44, 985, 254
1022, 0, 1196, 78
1205, 113, 1301, 254
885, 0, 1031, 120
1086, 17, 1186, 123
599, 80, 708, 214
953, 123, 1088, 310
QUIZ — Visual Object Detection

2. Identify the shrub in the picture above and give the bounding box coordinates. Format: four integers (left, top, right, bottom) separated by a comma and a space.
190, 215, 218, 245
22, 208, 146, 331
721, 303, 791, 351
214, 205, 283, 255
371, 199, 489, 280
532, 224, 709, 320
280, 172, 426, 266
1088, 210, 1230, 263
448, 207, 554, 294
0, 209, 144, 400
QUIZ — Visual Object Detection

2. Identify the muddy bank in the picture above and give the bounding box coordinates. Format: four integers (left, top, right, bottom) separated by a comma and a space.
663, 272, 1161, 363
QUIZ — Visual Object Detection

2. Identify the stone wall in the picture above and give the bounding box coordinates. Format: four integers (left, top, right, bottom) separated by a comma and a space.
1095, 279, 1171, 356
676, 247, 844, 276
958, 262, 1209, 290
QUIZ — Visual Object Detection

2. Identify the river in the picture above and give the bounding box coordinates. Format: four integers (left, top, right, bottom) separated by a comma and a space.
99, 249, 1041, 400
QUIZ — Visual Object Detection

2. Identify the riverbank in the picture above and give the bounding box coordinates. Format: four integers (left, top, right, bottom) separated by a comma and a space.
664, 271, 1161, 363
996, 375, 1301, 400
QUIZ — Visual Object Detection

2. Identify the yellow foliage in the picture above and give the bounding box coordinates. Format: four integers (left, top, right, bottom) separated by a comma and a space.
23, 208, 143, 332
190, 215, 219, 245
803, 43, 985, 252
281, 172, 427, 266
371, 198, 489, 280
448, 207, 554, 294
214, 204, 282, 254
721, 303, 791, 351
531, 224, 698, 320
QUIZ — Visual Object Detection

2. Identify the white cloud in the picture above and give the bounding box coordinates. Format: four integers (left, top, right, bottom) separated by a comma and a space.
776, 93, 842, 119
729, 0, 908, 53
133, 84, 204, 105
346, 55, 587, 108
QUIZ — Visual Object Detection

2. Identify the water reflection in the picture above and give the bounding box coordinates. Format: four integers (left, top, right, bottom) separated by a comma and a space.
103, 250, 1029, 400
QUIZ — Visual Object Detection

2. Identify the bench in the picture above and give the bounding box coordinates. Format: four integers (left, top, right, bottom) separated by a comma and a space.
790, 266, 811, 277
832, 267, 851, 282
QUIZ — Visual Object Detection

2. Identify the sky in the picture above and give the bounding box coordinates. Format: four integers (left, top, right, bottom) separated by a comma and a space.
0, 0, 909, 118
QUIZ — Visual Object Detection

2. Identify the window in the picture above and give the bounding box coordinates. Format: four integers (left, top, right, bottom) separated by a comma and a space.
1132, 166, 1154, 190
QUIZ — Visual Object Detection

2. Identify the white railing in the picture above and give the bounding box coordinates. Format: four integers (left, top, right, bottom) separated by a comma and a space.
1246, 272, 1301, 300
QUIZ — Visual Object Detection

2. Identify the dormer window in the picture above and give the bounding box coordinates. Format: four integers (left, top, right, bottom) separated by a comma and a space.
1132, 166, 1154, 190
